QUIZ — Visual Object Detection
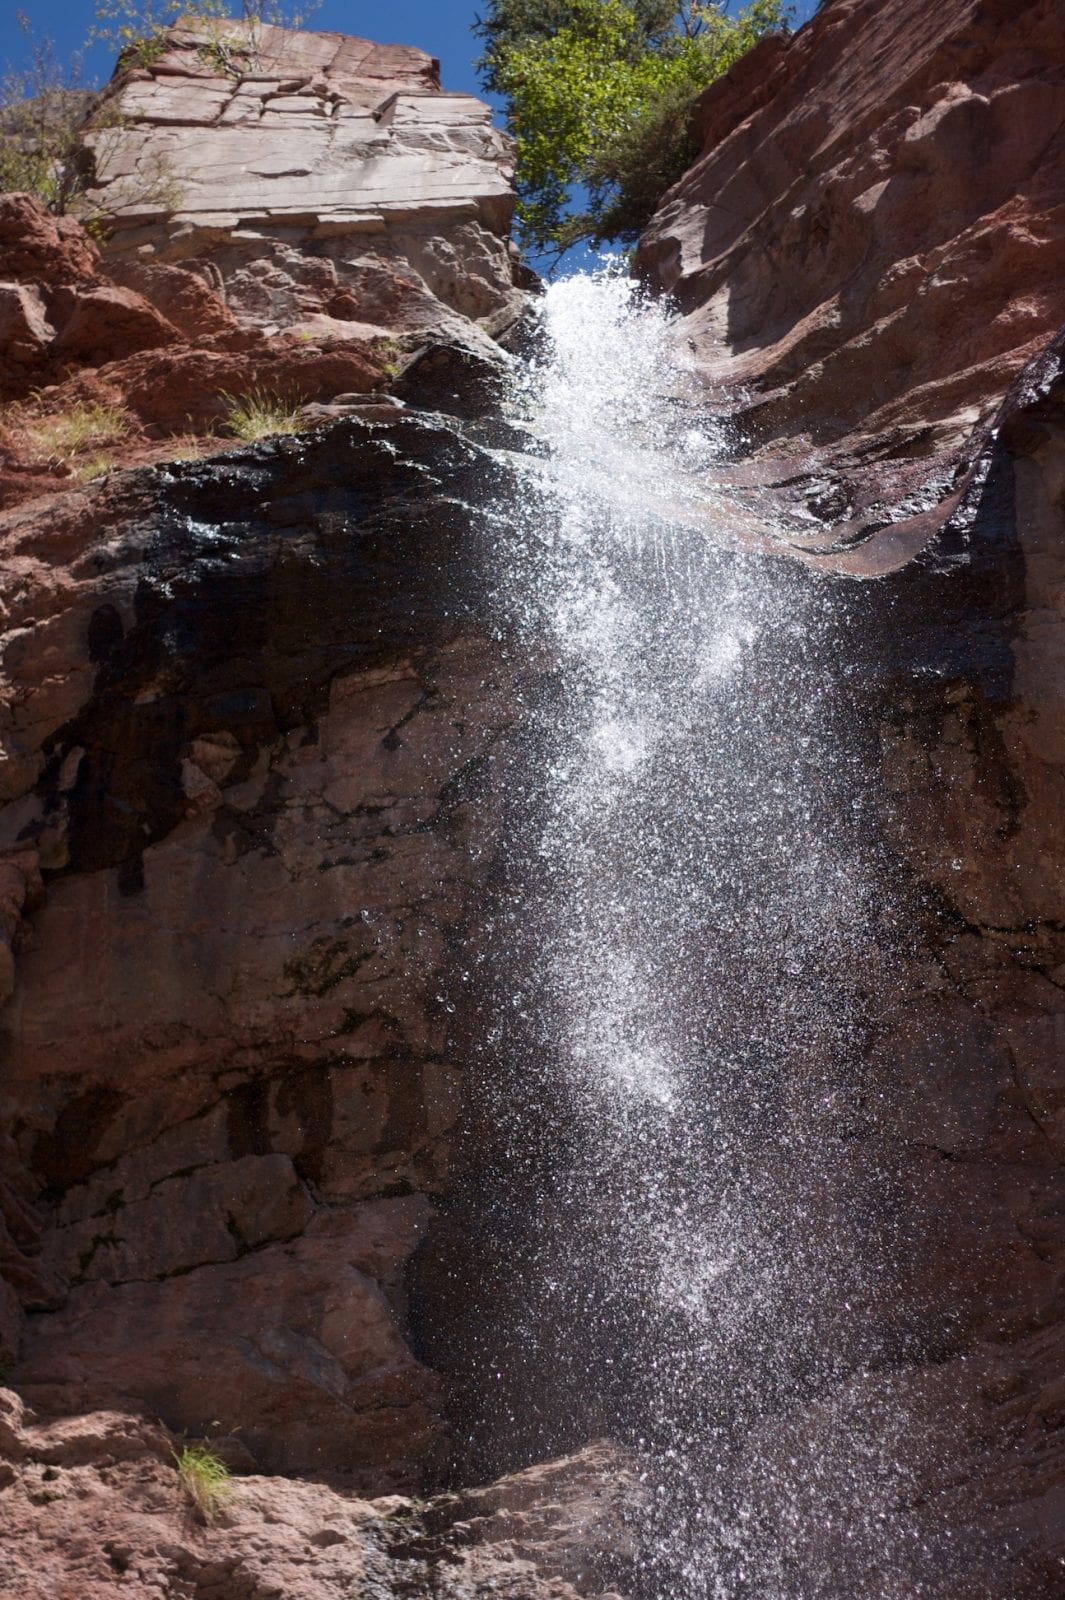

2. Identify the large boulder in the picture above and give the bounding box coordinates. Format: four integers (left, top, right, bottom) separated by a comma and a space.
82, 23, 526, 352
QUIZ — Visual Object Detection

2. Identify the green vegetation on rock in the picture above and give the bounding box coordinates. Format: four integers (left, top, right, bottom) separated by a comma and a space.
174, 1444, 234, 1523
475, 0, 790, 257
90, 0, 322, 73
221, 387, 306, 442
0, 19, 96, 215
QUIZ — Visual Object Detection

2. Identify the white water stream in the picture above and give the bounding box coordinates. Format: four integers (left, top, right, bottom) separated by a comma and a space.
456, 268, 935, 1598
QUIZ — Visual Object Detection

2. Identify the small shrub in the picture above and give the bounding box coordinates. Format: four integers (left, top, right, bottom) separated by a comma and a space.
375, 336, 405, 380
0, 19, 96, 215
0, 16, 183, 223
221, 387, 304, 442
93, 1, 324, 77
23, 401, 129, 464
174, 1444, 233, 1524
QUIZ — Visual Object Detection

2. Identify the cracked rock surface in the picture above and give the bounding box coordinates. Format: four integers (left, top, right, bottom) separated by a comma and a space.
0, 1398, 639, 1600
86, 22, 525, 351
0, 411, 523, 1493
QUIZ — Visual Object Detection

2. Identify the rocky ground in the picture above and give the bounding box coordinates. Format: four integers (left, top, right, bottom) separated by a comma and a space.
0, 1397, 638, 1600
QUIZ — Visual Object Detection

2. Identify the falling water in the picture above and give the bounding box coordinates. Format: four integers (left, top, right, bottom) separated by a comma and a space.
438, 267, 941, 1597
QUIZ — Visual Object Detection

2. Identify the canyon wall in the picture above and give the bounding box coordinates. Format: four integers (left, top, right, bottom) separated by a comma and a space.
639, 0, 1065, 1590
2, 1, 1065, 1596
0, 28, 633, 1600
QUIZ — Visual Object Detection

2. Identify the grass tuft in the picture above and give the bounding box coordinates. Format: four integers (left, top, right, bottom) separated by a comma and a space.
165, 434, 205, 464
174, 1444, 233, 1524
23, 402, 129, 464
220, 388, 305, 443
74, 451, 115, 483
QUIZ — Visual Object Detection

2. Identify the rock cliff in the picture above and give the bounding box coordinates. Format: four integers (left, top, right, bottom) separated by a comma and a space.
0, 25, 592, 1599
3, 2, 1065, 1596
0, 22, 524, 510
638, 0, 1065, 561
85, 22, 525, 347
638, 0, 1065, 1590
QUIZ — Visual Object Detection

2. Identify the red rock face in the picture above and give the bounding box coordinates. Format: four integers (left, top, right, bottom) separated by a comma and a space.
0, 20, 528, 509
638, 0, 1065, 544
0, 194, 99, 287
0, 1401, 639, 1600
7, 3, 1065, 1594
0, 414, 524, 1492
0, 26, 541, 1589
0, 197, 393, 510
635, 0, 1065, 1590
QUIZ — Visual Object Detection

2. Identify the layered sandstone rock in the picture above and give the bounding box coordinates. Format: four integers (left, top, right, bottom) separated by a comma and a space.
5, 1, 1065, 1595
1, 21, 633, 1600
0, 1399, 638, 1600
0, 189, 390, 508
0, 412, 522, 1487
0, 23, 528, 511
85, 23, 525, 349
637, 0, 1065, 556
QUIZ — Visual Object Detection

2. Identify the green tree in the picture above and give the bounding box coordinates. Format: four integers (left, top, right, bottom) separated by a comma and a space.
474, 0, 678, 90
0, 18, 95, 212
475, 0, 790, 258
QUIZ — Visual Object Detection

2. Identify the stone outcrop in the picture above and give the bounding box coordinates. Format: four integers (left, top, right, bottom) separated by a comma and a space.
0, 22, 553, 1591
0, 1400, 639, 1600
0, 24, 527, 511
85, 22, 525, 349
0, 188, 389, 508
637, 0, 1065, 559
0, 411, 520, 1489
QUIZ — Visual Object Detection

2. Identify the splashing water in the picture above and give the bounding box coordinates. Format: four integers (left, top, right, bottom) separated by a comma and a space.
447, 266, 936, 1598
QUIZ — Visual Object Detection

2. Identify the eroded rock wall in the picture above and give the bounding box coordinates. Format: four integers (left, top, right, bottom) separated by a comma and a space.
637, 0, 1065, 545
0, 27, 552, 1575
637, 0, 1065, 1589
0, 1397, 639, 1600
5, 1, 1065, 1594
0, 412, 521, 1486
0, 23, 529, 511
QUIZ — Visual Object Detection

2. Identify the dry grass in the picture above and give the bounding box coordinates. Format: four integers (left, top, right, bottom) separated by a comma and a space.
164, 434, 206, 464
174, 1444, 233, 1524
73, 451, 115, 482
221, 388, 305, 443
22, 401, 129, 464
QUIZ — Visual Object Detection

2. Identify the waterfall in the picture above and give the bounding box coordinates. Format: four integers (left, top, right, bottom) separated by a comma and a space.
439, 266, 940, 1598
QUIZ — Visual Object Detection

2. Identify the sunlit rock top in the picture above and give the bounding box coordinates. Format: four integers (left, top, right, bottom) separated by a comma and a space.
83, 22, 524, 344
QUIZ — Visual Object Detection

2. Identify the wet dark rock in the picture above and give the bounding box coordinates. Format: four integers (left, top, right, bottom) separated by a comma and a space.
393, 343, 510, 421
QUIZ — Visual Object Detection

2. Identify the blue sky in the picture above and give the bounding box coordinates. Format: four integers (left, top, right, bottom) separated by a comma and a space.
3, 1, 821, 97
